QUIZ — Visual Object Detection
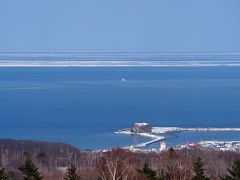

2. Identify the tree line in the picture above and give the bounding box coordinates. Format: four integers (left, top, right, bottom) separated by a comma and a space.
137, 156, 240, 180
1, 148, 240, 180
1, 139, 240, 179
0, 157, 81, 180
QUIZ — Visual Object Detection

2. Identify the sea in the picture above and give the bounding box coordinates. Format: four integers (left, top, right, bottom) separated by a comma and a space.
1, 52, 240, 150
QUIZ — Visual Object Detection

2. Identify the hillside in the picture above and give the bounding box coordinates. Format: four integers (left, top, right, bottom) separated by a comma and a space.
0, 139, 240, 179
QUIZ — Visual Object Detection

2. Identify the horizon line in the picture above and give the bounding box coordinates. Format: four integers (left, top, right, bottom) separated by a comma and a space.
1, 60, 240, 67
1, 51, 240, 55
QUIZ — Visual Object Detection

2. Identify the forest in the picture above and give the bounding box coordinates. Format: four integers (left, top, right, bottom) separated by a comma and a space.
0, 139, 240, 180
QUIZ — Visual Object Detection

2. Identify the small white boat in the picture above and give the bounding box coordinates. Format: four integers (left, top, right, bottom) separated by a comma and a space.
121, 78, 127, 82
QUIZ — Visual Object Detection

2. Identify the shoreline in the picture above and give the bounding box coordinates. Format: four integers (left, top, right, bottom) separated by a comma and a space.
115, 127, 240, 149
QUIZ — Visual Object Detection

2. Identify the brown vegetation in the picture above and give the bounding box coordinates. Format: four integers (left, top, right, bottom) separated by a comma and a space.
0, 139, 240, 179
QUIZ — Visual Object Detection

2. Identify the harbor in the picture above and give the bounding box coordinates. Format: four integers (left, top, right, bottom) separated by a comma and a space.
115, 123, 240, 152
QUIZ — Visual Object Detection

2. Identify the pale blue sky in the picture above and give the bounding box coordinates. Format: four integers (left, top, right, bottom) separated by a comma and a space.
0, 0, 240, 52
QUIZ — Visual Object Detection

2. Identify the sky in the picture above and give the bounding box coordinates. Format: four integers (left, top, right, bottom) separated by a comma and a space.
0, 0, 240, 52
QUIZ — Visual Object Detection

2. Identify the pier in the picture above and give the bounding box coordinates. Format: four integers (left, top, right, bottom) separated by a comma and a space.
116, 124, 240, 149
133, 137, 164, 148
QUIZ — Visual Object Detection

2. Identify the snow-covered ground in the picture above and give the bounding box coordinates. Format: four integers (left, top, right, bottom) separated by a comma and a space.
199, 141, 240, 152
115, 129, 165, 148
115, 126, 240, 151
152, 127, 240, 133
176, 141, 240, 152
115, 129, 160, 139
116, 127, 240, 136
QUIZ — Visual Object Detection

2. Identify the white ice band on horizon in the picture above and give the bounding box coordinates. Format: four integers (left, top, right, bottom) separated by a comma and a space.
1, 60, 240, 67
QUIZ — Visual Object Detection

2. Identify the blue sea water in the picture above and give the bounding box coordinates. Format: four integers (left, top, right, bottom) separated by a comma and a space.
0, 52, 240, 149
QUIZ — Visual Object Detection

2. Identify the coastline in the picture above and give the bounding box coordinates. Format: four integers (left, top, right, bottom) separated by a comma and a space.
115, 126, 240, 150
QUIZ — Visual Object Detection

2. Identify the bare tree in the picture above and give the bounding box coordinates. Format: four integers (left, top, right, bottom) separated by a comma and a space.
97, 150, 133, 180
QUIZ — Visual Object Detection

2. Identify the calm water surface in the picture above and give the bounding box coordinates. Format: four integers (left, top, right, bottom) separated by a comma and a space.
0, 53, 240, 149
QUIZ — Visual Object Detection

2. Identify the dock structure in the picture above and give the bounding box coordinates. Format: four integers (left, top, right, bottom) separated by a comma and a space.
115, 123, 240, 150
134, 137, 164, 148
